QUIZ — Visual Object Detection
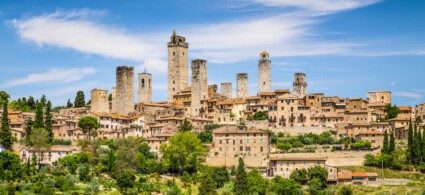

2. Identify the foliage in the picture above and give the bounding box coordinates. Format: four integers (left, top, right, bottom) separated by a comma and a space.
339, 185, 353, 195
351, 140, 371, 149
78, 163, 90, 181
277, 142, 291, 152
116, 169, 136, 192
290, 168, 308, 185
45, 101, 53, 143
52, 139, 72, 145
247, 169, 268, 194
74, 90, 86, 108
384, 104, 400, 120
234, 158, 249, 195
0, 92, 13, 150
199, 170, 218, 195
204, 123, 222, 131
382, 130, 389, 153
308, 177, 322, 195
178, 118, 193, 133
0, 150, 21, 181
161, 132, 206, 174
249, 111, 268, 120
307, 166, 328, 189
66, 99, 73, 108
270, 176, 301, 195
78, 116, 100, 140
209, 167, 230, 188
389, 131, 395, 153
29, 128, 52, 170
33, 103, 45, 129
198, 130, 213, 143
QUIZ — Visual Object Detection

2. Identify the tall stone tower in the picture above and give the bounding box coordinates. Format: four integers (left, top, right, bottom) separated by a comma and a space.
168, 30, 189, 102
111, 87, 116, 113
138, 71, 152, 103
191, 59, 208, 117
90, 89, 110, 113
293, 72, 307, 98
116, 66, 134, 116
258, 51, 271, 93
237, 73, 248, 99
221, 82, 232, 99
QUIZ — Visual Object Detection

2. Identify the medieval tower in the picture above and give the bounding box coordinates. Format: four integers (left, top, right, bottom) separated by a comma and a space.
138, 71, 152, 103
90, 89, 110, 114
111, 87, 116, 113
191, 59, 208, 117
237, 73, 248, 98
168, 30, 189, 102
293, 72, 307, 98
116, 66, 134, 116
221, 82, 232, 99
258, 51, 271, 93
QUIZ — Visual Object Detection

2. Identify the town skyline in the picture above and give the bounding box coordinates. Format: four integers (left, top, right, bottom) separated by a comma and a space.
1, 0, 424, 107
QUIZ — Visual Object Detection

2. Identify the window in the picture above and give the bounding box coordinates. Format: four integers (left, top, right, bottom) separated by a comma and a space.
141, 79, 145, 87
240, 146, 243, 151
260, 146, 263, 152
219, 140, 222, 144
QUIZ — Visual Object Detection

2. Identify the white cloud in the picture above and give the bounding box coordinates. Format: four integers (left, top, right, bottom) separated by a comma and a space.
3, 67, 96, 87
252, 0, 380, 12
390, 82, 397, 86
393, 92, 421, 99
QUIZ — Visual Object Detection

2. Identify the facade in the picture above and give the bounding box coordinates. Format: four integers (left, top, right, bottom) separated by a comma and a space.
167, 30, 189, 102
293, 72, 307, 98
138, 72, 152, 103
221, 82, 232, 99
191, 59, 208, 117
116, 66, 134, 116
268, 156, 326, 178
90, 88, 110, 114
258, 51, 271, 93
237, 73, 248, 99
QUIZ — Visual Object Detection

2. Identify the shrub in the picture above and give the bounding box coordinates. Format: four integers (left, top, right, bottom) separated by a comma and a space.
339, 185, 353, 195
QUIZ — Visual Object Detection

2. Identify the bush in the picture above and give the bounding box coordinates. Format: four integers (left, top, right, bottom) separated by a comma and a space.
339, 185, 353, 195
351, 140, 371, 149
52, 139, 72, 145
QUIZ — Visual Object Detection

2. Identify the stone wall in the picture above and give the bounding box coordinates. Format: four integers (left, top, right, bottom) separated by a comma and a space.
237, 73, 248, 98
116, 66, 134, 116
272, 151, 374, 167
191, 59, 208, 117
138, 72, 152, 103
367, 91, 391, 105
221, 82, 232, 99
293, 72, 307, 98
167, 31, 189, 102
244, 120, 269, 130
90, 89, 109, 113
258, 52, 271, 93
111, 87, 116, 113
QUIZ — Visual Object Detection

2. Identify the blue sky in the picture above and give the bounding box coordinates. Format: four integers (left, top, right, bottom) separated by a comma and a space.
0, 0, 424, 107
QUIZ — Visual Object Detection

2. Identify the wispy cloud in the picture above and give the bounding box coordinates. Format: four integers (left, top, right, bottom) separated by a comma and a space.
251, 0, 380, 12
390, 82, 397, 86
2, 67, 96, 87
393, 92, 422, 99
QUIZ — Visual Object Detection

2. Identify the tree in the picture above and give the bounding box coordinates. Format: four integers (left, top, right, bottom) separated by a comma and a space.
25, 118, 34, 145
339, 185, 353, 195
0, 150, 21, 181
40, 94, 47, 107
78, 116, 100, 140
277, 142, 291, 153
198, 130, 213, 143
74, 91, 86, 108
308, 178, 322, 195
27, 96, 36, 110
250, 111, 268, 120
418, 129, 423, 162
234, 158, 249, 195
389, 131, 395, 153
161, 132, 206, 174
177, 118, 193, 132
199, 171, 217, 195
66, 99, 73, 108
33, 104, 44, 129
116, 170, 136, 193
290, 168, 309, 185
382, 130, 389, 154
211, 167, 229, 188
307, 166, 328, 189
384, 104, 400, 120
270, 176, 301, 195
108, 94, 112, 101
413, 125, 421, 164
45, 101, 53, 143
408, 121, 414, 163
0, 92, 13, 150
29, 128, 51, 170
422, 127, 425, 163
247, 169, 268, 194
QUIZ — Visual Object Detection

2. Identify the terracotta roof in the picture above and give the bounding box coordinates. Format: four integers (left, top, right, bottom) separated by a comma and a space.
259, 92, 276, 96
398, 106, 412, 111
337, 171, 352, 179
275, 89, 290, 93
156, 117, 183, 121
351, 172, 368, 177
269, 156, 326, 161
246, 96, 260, 100
387, 116, 410, 121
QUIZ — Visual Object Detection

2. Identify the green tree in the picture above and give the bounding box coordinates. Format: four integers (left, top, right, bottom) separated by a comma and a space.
250, 111, 268, 120
161, 132, 206, 174
74, 90, 86, 108
290, 168, 309, 185
277, 142, 291, 152
108, 94, 112, 101
0, 92, 14, 150
29, 128, 51, 170
308, 178, 322, 195
116, 169, 136, 193
0, 150, 21, 181
199, 171, 217, 195
27, 96, 36, 110
339, 185, 353, 195
211, 167, 230, 188
414, 125, 421, 164
45, 101, 53, 143
382, 130, 389, 154
198, 130, 213, 143
178, 118, 193, 132
270, 176, 301, 195
33, 103, 44, 129
247, 169, 268, 194
181, 171, 192, 187
384, 104, 400, 120
418, 129, 423, 162
66, 99, 73, 108
307, 166, 328, 189
40, 94, 47, 107
25, 118, 34, 145
78, 116, 100, 140
407, 121, 414, 163
389, 131, 395, 153
234, 158, 249, 195
422, 127, 425, 163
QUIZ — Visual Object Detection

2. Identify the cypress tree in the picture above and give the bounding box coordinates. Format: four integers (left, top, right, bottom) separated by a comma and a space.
40, 94, 47, 107
74, 91, 86, 108
25, 118, 34, 145
382, 130, 389, 154
413, 124, 421, 165
0, 93, 14, 150
418, 128, 423, 162
234, 158, 249, 195
407, 121, 413, 163
422, 127, 425, 162
45, 101, 53, 143
199, 171, 217, 195
33, 104, 44, 129
66, 99, 73, 108
389, 131, 395, 153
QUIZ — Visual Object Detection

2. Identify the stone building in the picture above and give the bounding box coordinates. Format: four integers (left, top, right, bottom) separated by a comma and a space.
237, 73, 248, 99
191, 59, 208, 117
221, 82, 232, 99
293, 72, 307, 98
367, 91, 391, 105
111, 87, 116, 113
116, 66, 134, 116
258, 51, 271, 93
268, 156, 326, 178
416, 103, 425, 122
168, 30, 189, 102
90, 89, 110, 114
138, 72, 152, 103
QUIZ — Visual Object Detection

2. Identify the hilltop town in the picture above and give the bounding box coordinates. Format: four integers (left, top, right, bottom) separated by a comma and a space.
1, 31, 425, 194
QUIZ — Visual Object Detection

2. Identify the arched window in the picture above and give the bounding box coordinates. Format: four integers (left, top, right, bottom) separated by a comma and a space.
141, 79, 145, 87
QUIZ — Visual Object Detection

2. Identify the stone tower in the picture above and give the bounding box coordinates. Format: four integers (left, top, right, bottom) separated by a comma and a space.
191, 59, 208, 117
90, 89, 110, 114
168, 30, 189, 102
237, 73, 248, 99
138, 71, 152, 103
221, 82, 232, 99
116, 66, 134, 116
258, 51, 271, 93
293, 72, 307, 98
111, 87, 116, 113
